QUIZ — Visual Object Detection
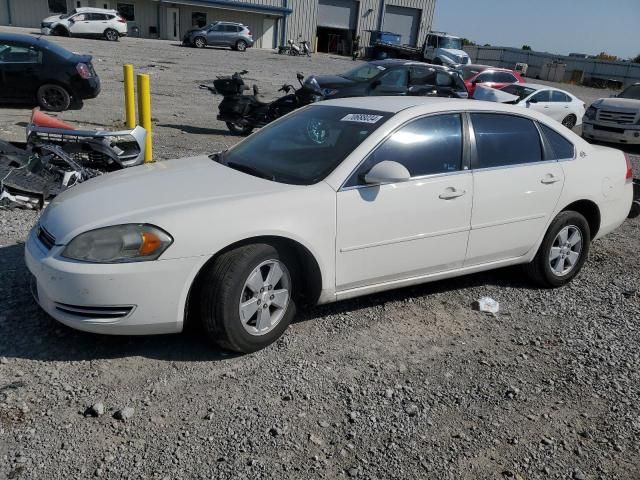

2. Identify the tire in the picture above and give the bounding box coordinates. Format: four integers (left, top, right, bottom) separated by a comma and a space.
194, 36, 206, 48
198, 243, 299, 353
52, 26, 68, 37
226, 122, 253, 136
235, 40, 247, 52
104, 28, 119, 41
524, 211, 591, 288
561, 114, 577, 129
37, 84, 71, 112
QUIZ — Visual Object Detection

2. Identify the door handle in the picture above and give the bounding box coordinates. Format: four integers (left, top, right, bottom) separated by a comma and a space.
439, 187, 466, 199
540, 174, 561, 184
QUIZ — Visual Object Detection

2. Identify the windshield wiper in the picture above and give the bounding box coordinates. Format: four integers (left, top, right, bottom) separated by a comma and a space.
225, 161, 275, 181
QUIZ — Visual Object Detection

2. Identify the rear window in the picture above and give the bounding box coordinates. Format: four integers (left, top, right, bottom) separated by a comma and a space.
471, 113, 542, 168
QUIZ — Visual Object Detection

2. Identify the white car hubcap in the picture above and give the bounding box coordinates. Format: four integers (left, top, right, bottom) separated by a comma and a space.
549, 225, 582, 276
239, 259, 290, 336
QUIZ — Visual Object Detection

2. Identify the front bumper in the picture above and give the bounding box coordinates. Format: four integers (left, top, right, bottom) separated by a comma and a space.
25, 228, 207, 335
41, 27, 51, 35
582, 121, 640, 145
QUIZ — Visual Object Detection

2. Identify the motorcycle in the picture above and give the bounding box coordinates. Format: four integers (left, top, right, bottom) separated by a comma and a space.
278, 39, 311, 57
200, 70, 320, 135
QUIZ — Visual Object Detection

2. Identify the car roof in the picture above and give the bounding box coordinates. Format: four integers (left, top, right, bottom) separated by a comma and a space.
73, 7, 117, 13
318, 96, 534, 114
212, 21, 244, 25
0, 33, 50, 45
368, 59, 452, 71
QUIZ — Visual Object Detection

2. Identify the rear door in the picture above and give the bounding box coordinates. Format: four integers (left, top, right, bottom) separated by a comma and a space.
0, 41, 42, 102
466, 113, 565, 265
548, 90, 573, 122
86, 13, 109, 35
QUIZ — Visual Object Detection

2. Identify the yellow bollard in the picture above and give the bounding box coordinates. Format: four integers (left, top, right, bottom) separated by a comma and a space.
137, 73, 152, 163
123, 64, 135, 129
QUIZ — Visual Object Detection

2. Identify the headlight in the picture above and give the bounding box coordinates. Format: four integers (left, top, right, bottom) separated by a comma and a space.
585, 106, 597, 120
322, 88, 338, 97
62, 224, 173, 263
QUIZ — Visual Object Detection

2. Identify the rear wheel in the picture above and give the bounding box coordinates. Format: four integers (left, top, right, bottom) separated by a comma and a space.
37, 84, 71, 112
235, 40, 247, 52
561, 114, 577, 129
524, 211, 590, 287
194, 36, 206, 48
226, 122, 253, 136
198, 243, 299, 353
104, 28, 119, 41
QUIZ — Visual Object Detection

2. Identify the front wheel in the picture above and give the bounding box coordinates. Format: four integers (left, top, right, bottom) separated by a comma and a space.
524, 211, 591, 287
194, 36, 206, 48
235, 40, 247, 52
226, 122, 254, 136
104, 28, 119, 41
37, 84, 71, 111
198, 244, 299, 353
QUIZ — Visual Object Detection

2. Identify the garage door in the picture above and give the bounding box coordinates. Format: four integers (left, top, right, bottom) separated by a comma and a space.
317, 0, 358, 30
383, 5, 421, 46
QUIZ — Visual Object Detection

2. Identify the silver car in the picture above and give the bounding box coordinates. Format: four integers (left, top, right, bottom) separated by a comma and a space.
183, 21, 254, 51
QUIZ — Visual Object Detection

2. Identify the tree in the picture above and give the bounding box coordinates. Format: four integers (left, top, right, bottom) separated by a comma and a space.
461, 38, 476, 46
595, 52, 618, 61
633, 53, 640, 64
522, 45, 532, 51
483, 43, 491, 47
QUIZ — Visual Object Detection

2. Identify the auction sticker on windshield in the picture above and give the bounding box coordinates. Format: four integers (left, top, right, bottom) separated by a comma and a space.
341, 114, 384, 123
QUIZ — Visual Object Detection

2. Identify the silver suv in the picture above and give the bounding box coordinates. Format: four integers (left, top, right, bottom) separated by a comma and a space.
183, 22, 253, 51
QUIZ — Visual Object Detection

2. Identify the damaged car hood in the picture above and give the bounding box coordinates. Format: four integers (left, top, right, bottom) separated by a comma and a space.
591, 97, 640, 111
472, 85, 520, 102
39, 155, 295, 244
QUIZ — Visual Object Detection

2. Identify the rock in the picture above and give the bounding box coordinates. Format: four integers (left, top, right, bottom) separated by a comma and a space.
309, 433, 324, 446
281, 393, 293, 401
0, 356, 8, 364
269, 426, 283, 437
404, 403, 419, 417
113, 407, 134, 421
384, 388, 394, 399
85, 402, 105, 417
318, 421, 330, 428
572, 469, 586, 480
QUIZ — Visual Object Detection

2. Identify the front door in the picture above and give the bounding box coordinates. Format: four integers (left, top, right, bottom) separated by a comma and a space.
261, 18, 275, 49
166, 8, 180, 41
206, 24, 225, 45
370, 68, 408, 95
336, 113, 472, 291
525, 90, 555, 118
466, 113, 565, 265
68, 13, 93, 35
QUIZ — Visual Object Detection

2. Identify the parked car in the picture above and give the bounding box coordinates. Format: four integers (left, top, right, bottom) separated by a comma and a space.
182, 21, 253, 51
582, 83, 640, 145
458, 64, 524, 97
473, 83, 586, 129
26, 97, 633, 353
0, 33, 100, 111
305, 59, 469, 99
41, 7, 127, 41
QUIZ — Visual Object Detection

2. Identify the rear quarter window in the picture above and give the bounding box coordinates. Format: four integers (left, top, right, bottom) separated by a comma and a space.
540, 124, 575, 160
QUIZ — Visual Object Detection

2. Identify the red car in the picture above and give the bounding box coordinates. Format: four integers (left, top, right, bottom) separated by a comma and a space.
459, 64, 524, 97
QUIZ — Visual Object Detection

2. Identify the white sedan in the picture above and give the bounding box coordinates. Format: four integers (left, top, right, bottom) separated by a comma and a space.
26, 98, 633, 353
473, 83, 586, 129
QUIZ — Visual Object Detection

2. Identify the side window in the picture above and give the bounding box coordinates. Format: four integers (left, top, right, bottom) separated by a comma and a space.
345, 114, 463, 186
223, 25, 237, 32
0, 43, 42, 64
495, 72, 516, 83
551, 90, 570, 102
88, 13, 107, 21
531, 90, 550, 102
436, 71, 454, 87
409, 67, 436, 85
379, 69, 408, 87
72, 13, 87, 21
471, 113, 542, 168
474, 72, 492, 83
540, 124, 575, 160
426, 35, 438, 48
210, 24, 222, 31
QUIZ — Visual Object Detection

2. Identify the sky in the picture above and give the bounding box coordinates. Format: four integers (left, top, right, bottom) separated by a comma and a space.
433, 0, 639, 59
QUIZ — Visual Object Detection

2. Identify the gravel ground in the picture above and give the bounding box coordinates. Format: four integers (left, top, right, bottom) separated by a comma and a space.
1, 27, 640, 480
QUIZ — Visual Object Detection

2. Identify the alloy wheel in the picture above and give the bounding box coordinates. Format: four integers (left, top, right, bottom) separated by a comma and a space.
41, 86, 67, 110
548, 225, 583, 276
237, 41, 247, 52
238, 259, 291, 336
105, 29, 118, 41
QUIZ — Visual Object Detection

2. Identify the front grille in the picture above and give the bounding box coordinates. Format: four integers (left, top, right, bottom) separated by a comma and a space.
54, 303, 134, 319
593, 124, 625, 134
37, 226, 56, 250
597, 110, 637, 125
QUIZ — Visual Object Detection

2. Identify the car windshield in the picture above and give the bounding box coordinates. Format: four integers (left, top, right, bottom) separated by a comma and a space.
501, 84, 538, 100
618, 85, 640, 99
341, 64, 385, 82
218, 106, 392, 185
439, 37, 462, 50
460, 66, 484, 80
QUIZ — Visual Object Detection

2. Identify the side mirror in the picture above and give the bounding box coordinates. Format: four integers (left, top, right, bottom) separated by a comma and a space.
528, 97, 538, 104
364, 161, 411, 185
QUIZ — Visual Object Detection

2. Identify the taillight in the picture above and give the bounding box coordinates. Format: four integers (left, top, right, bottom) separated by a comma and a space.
247, 29, 252, 37
76, 63, 91, 79
625, 153, 633, 183
118, 16, 127, 23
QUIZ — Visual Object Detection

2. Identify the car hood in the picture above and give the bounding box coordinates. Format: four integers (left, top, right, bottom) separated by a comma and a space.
591, 97, 640, 111
473, 85, 520, 102
184, 28, 205, 36
313, 75, 356, 88
40, 155, 293, 244
438, 48, 469, 64
42, 14, 63, 23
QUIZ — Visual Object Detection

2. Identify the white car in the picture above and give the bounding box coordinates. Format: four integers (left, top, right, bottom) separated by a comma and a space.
473, 83, 586, 129
41, 7, 127, 41
25, 98, 633, 353
582, 83, 640, 145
